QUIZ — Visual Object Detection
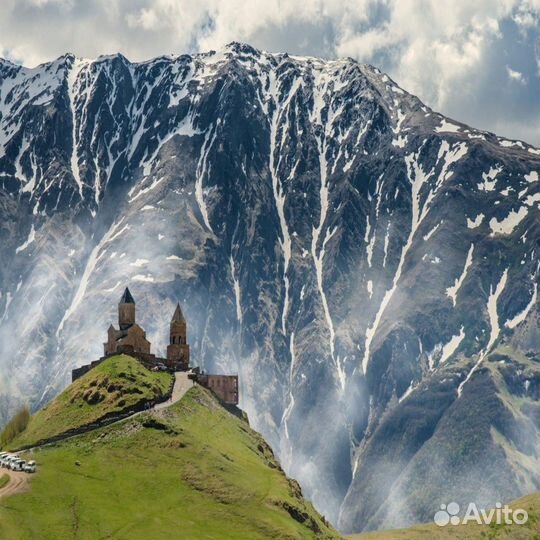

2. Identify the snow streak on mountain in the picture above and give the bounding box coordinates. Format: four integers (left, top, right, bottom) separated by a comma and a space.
0, 43, 539, 531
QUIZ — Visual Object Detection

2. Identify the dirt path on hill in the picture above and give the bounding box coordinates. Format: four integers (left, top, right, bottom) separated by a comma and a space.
0, 470, 29, 499
154, 372, 194, 410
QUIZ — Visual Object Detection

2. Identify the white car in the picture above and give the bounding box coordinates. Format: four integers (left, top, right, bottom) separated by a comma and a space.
11, 459, 25, 471
3, 456, 17, 469
23, 461, 36, 473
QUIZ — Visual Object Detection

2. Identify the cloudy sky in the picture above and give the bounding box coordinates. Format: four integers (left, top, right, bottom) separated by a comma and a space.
1, 0, 539, 145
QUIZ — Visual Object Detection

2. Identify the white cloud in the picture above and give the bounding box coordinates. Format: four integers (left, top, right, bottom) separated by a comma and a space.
507, 65, 527, 83
0, 0, 538, 144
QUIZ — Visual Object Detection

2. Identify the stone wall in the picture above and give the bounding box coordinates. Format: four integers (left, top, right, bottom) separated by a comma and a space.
194, 374, 239, 404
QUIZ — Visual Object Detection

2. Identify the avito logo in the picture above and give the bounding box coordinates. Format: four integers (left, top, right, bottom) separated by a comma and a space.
434, 502, 528, 526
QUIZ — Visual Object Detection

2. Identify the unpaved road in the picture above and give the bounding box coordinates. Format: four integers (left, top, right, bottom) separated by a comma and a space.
154, 372, 194, 410
0, 470, 30, 499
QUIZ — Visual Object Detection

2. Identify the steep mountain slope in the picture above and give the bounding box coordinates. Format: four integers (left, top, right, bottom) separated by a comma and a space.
0, 42, 539, 530
0, 372, 340, 540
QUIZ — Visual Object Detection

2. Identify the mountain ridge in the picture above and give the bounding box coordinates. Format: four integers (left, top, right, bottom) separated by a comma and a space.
0, 42, 538, 532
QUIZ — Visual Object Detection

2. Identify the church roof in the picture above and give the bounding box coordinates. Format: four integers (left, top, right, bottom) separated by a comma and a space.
171, 303, 185, 323
120, 287, 135, 304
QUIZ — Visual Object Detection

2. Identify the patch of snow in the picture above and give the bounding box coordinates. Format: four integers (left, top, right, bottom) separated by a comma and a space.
458, 268, 508, 396
133, 274, 155, 282
15, 224, 36, 254
478, 165, 502, 192
382, 228, 390, 267
435, 118, 461, 133
446, 244, 474, 307
103, 281, 122, 293
67, 58, 91, 199
467, 213, 484, 229
423, 222, 441, 241
129, 175, 166, 203
367, 280, 373, 298
195, 126, 217, 234
525, 171, 538, 183
281, 331, 297, 466
505, 282, 537, 329
230, 255, 242, 324
439, 326, 465, 364
524, 193, 540, 207
398, 381, 417, 403
499, 138, 524, 148
489, 207, 528, 235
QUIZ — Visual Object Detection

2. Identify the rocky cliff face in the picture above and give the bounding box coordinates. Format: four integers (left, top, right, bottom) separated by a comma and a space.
0, 42, 539, 532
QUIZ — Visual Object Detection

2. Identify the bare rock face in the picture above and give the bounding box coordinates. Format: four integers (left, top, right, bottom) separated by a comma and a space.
0, 42, 539, 531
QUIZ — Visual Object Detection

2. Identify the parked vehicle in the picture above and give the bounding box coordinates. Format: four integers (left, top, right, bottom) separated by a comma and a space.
11, 459, 25, 472
3, 455, 17, 469
23, 461, 36, 473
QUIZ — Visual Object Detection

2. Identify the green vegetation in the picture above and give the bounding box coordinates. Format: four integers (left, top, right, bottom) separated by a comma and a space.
347, 492, 540, 540
0, 406, 30, 447
0, 385, 340, 540
0, 474, 9, 489
10, 355, 172, 449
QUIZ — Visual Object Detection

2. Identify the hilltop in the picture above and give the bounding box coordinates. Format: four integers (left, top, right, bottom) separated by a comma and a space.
0, 356, 340, 540
10, 355, 173, 449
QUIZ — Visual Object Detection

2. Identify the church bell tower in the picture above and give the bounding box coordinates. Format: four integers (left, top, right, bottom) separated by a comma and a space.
167, 303, 190, 370
118, 287, 136, 331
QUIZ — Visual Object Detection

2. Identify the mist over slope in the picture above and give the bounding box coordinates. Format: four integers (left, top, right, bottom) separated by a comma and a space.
0, 42, 539, 530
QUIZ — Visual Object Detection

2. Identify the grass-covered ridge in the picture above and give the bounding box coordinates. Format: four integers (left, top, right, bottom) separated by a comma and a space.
0, 385, 341, 540
9, 355, 172, 449
347, 492, 540, 540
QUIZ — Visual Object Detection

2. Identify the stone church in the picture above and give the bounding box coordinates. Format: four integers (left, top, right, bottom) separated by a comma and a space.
72, 287, 238, 405
103, 287, 151, 356
103, 287, 189, 370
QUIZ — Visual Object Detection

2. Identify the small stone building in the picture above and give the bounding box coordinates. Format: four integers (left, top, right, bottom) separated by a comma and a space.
195, 373, 239, 404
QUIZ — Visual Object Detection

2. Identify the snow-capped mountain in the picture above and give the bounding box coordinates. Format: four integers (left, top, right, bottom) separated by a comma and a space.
0, 42, 539, 531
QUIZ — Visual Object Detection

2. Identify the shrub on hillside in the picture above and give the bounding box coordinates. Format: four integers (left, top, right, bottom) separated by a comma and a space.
0, 407, 30, 448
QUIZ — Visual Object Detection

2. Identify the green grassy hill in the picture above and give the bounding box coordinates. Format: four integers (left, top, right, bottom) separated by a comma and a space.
347, 492, 540, 540
0, 364, 341, 539
8, 355, 172, 449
